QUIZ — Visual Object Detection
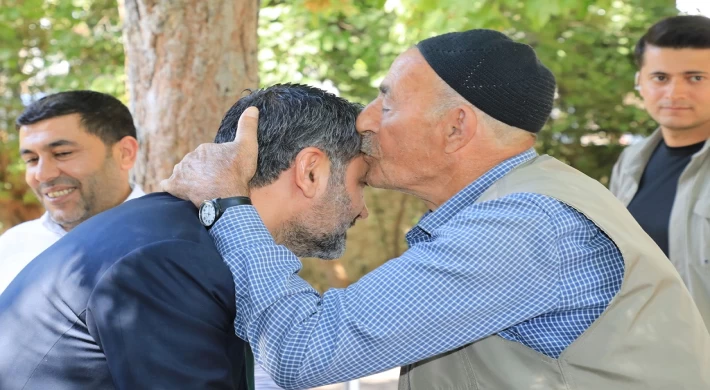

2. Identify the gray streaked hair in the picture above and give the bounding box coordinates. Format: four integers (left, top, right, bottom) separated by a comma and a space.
215, 84, 363, 188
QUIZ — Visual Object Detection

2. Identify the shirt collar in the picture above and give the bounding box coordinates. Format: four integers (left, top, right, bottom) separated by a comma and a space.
125, 185, 146, 201
414, 148, 538, 236
40, 185, 146, 238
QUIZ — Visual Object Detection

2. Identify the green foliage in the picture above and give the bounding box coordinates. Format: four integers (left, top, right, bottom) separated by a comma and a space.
1, 0, 679, 206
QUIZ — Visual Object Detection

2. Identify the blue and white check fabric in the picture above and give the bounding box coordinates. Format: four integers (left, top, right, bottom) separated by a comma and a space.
211, 148, 624, 389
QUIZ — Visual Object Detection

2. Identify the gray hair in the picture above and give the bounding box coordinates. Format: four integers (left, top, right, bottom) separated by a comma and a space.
215, 84, 363, 188
431, 81, 536, 146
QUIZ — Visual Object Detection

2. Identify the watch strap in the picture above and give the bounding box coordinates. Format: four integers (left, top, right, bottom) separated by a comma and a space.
216, 196, 252, 213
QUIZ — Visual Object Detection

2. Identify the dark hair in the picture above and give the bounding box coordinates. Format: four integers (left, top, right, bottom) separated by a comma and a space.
215, 83, 363, 188
635, 15, 710, 67
16, 90, 137, 145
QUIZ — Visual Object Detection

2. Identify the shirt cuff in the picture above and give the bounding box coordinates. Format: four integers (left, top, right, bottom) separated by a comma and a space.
209, 205, 275, 252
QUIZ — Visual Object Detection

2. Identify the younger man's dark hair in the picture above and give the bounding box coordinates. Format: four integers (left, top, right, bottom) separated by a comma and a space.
635, 15, 710, 67
215, 83, 363, 188
16, 90, 137, 145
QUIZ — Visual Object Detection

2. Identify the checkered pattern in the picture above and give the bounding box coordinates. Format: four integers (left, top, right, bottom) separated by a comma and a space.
211, 148, 624, 390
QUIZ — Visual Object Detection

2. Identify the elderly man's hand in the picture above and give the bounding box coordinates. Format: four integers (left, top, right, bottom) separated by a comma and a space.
161, 107, 259, 206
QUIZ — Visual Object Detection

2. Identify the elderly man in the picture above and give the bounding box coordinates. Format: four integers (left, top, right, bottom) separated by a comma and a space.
165, 30, 710, 389
0, 90, 144, 293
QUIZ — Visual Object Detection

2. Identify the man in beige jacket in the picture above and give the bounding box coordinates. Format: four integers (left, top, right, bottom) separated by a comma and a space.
610, 15, 710, 326
165, 29, 710, 389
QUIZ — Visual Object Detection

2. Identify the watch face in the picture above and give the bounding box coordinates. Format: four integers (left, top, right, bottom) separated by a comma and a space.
200, 201, 217, 226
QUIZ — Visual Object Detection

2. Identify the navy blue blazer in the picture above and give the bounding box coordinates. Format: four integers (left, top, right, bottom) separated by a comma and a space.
0, 193, 249, 389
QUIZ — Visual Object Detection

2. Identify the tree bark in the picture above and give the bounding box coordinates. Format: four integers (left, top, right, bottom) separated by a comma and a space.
122, 0, 259, 191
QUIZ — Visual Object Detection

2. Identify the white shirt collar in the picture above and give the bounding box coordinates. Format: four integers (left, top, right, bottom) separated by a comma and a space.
40, 185, 146, 238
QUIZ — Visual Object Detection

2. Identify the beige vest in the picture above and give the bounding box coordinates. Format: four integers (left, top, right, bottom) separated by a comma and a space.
399, 156, 710, 390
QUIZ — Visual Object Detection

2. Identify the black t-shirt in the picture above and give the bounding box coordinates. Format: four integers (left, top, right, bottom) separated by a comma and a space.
627, 139, 704, 256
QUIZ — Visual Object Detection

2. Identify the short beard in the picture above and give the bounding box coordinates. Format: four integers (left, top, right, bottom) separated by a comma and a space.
282, 222, 348, 260
281, 180, 353, 260
39, 174, 97, 231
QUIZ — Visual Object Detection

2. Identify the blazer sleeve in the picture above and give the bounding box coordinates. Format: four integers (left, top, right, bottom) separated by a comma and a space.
85, 239, 244, 390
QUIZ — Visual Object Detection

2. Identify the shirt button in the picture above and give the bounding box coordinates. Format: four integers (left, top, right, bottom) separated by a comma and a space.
704, 259, 710, 265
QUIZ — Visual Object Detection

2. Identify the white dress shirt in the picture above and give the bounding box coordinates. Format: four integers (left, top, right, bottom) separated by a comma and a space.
0, 186, 145, 294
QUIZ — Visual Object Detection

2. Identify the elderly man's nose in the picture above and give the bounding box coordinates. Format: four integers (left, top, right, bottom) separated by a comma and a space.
359, 205, 370, 220
356, 102, 381, 135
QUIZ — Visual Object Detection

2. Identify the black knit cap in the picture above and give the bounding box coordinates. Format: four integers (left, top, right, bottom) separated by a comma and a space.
417, 29, 556, 133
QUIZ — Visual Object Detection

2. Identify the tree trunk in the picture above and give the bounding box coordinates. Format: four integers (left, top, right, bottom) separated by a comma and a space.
122, 0, 259, 192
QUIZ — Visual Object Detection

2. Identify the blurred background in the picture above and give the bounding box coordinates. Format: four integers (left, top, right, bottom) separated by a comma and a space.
0, 0, 707, 292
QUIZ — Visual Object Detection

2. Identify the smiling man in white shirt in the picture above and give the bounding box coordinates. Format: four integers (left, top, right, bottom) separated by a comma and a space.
0, 90, 144, 294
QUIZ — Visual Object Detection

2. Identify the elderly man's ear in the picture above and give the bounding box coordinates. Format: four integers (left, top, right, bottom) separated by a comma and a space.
293, 147, 330, 199
442, 105, 478, 154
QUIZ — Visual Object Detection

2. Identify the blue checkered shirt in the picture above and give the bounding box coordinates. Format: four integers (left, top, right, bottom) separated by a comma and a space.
210, 148, 624, 389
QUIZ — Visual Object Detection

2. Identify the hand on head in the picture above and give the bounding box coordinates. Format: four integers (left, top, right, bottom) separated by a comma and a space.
161, 107, 260, 206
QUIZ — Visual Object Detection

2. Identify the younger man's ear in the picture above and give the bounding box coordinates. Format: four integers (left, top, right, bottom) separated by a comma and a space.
114, 136, 139, 171
293, 147, 329, 199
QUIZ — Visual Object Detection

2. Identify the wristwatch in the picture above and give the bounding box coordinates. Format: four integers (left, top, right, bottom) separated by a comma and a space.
199, 196, 252, 228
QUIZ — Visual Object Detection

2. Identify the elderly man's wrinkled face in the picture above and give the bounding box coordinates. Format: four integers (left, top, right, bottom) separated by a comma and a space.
356, 48, 449, 194
282, 155, 369, 259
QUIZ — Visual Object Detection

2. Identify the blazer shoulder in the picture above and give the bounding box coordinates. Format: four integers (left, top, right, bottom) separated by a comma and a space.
108, 238, 236, 317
